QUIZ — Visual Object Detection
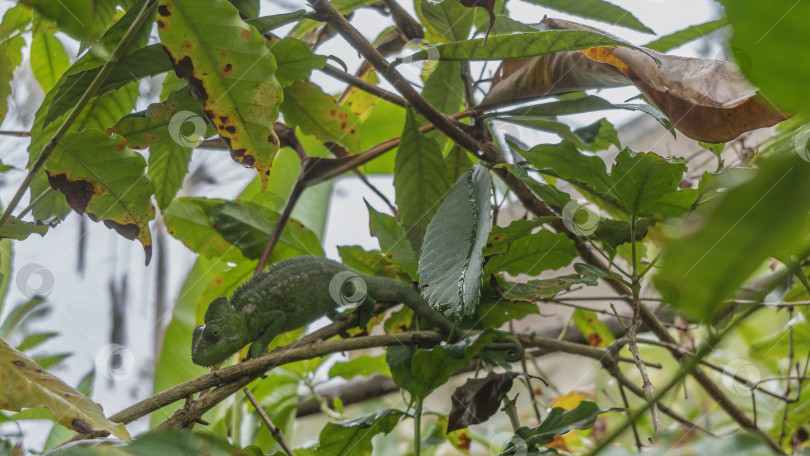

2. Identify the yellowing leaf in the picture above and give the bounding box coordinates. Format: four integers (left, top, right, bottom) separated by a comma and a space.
551, 391, 586, 410
0, 339, 130, 442
157, 0, 283, 189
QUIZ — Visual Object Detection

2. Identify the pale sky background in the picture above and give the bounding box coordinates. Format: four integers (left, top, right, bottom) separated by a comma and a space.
0, 0, 723, 449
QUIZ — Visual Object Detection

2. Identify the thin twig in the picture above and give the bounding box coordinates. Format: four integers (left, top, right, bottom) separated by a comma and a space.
244, 388, 295, 456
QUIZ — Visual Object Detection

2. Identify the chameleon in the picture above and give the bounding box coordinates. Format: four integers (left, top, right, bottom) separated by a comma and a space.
191, 256, 467, 367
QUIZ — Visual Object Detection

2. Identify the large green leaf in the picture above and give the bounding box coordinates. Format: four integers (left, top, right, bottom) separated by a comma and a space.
21, 0, 116, 43
0, 339, 130, 442
29, 27, 70, 93
518, 141, 615, 197
157, 0, 283, 189
643, 18, 728, 53
163, 197, 247, 263
280, 79, 361, 151
485, 229, 577, 276
658, 154, 810, 320
329, 354, 391, 380
394, 109, 450, 253
505, 401, 608, 453
418, 163, 491, 319
523, 0, 652, 34
610, 148, 691, 217
722, 0, 810, 113
209, 200, 324, 260
44, 130, 155, 264
313, 409, 407, 456
0, 34, 23, 128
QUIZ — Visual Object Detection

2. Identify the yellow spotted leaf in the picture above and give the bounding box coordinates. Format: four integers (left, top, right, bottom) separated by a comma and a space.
157, 0, 283, 189
0, 339, 130, 442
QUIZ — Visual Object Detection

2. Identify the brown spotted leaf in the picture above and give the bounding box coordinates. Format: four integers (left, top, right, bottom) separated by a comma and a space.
502, 274, 598, 302
0, 339, 130, 442
157, 0, 283, 189
45, 130, 155, 265
572, 308, 614, 347
280, 79, 362, 152
448, 372, 520, 432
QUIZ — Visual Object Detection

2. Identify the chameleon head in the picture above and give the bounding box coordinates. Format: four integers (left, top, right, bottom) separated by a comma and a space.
191, 304, 249, 367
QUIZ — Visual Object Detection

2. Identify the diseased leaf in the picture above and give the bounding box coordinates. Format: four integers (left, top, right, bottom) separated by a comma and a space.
658, 154, 810, 321
268, 37, 326, 86
112, 86, 213, 149
418, 164, 490, 319
448, 372, 520, 432
485, 229, 577, 276
45, 130, 155, 265
281, 79, 361, 151
158, 0, 283, 189
572, 309, 614, 347
29, 27, 70, 93
394, 109, 449, 253
0, 339, 130, 442
523, 0, 652, 34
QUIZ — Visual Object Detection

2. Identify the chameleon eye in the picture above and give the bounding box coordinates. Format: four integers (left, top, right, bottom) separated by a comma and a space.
203, 325, 221, 342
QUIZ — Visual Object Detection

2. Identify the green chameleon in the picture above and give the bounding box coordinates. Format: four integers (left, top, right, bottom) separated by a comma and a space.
192, 256, 469, 367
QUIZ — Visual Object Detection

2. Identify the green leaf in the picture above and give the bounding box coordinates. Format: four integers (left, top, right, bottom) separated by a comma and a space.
30, 28, 70, 93
422, 0, 475, 42
394, 109, 450, 253
280, 79, 361, 151
420, 61, 465, 144
209, 200, 324, 260
0, 297, 47, 340
574, 118, 620, 152
112, 86, 213, 149
314, 409, 407, 456
572, 309, 614, 347
158, 0, 283, 189
147, 144, 192, 211
508, 401, 608, 452
269, 37, 326, 86
418, 163, 491, 319
366, 203, 418, 278
519, 140, 614, 197
329, 354, 391, 380
0, 217, 48, 241
493, 96, 674, 136
403, 30, 645, 62
610, 148, 690, 217
523, 0, 653, 34
643, 18, 728, 53
45, 130, 155, 264
501, 274, 598, 302
484, 218, 555, 256
722, 0, 810, 113
658, 154, 810, 321
0, 240, 11, 314
445, 146, 475, 184
502, 164, 572, 211
0, 35, 24, 128
163, 197, 247, 262
477, 300, 539, 329
485, 229, 577, 276
15, 332, 57, 352
22, 0, 116, 43
386, 345, 416, 395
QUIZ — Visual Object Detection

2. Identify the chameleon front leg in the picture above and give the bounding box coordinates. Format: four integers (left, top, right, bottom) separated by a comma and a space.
246, 310, 287, 360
